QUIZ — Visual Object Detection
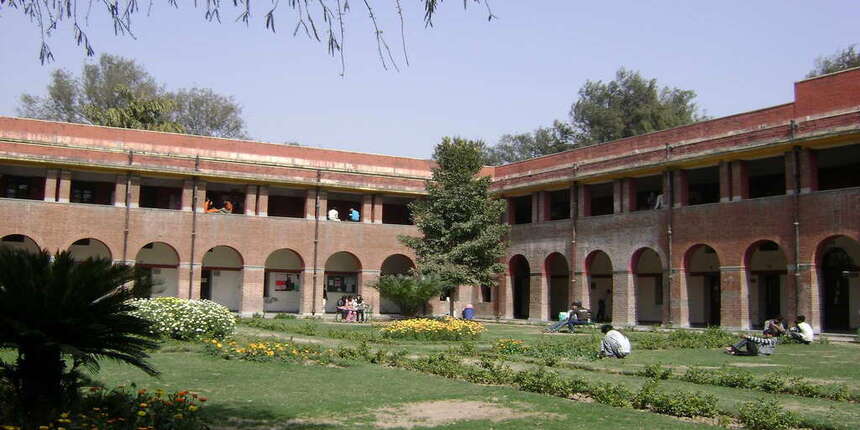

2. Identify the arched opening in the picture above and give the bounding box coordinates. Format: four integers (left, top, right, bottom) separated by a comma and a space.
201, 246, 244, 311
135, 242, 180, 298
817, 236, 860, 331
324, 252, 361, 313
546, 253, 569, 321
69, 238, 112, 262
510, 255, 530, 319
379, 254, 415, 314
264, 249, 304, 313
685, 245, 721, 327
633, 248, 663, 325
586, 251, 613, 323
0, 234, 40, 254
745, 241, 788, 329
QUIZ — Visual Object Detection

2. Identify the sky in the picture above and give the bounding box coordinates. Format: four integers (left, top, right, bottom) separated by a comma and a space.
0, 1, 858, 160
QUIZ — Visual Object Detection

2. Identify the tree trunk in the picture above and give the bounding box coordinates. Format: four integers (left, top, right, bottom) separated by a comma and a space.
18, 346, 65, 425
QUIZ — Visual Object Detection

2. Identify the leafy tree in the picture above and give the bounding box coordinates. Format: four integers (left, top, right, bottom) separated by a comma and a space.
82, 86, 185, 133
483, 120, 574, 165
807, 44, 860, 78
0, 248, 159, 425
18, 54, 248, 138
570, 68, 705, 145
370, 274, 446, 317
400, 137, 509, 296
2, 0, 494, 72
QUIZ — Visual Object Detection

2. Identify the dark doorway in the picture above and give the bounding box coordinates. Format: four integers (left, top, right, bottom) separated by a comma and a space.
201, 269, 213, 300
510, 256, 530, 319
706, 273, 721, 326
822, 248, 853, 331
762, 274, 781, 321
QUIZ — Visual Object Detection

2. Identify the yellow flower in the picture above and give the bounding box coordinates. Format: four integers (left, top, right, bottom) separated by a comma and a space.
188, 405, 198, 412
137, 411, 146, 417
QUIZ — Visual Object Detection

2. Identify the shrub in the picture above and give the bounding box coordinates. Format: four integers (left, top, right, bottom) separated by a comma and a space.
633, 380, 718, 418
589, 383, 633, 408
464, 359, 515, 385
681, 367, 719, 385
716, 368, 755, 389
369, 274, 446, 317
738, 398, 799, 430
380, 317, 485, 341
514, 367, 572, 397
203, 338, 323, 363
408, 353, 467, 378
492, 338, 529, 355
274, 313, 297, 320
128, 297, 235, 340
637, 363, 672, 380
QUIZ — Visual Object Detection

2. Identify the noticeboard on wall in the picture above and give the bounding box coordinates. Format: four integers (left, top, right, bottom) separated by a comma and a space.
270, 272, 300, 292
325, 273, 357, 293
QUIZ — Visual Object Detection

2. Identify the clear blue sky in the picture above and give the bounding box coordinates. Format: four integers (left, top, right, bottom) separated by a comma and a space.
1, 1, 857, 159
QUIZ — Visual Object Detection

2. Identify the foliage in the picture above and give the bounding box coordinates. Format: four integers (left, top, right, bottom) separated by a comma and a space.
636, 363, 672, 380
633, 380, 718, 418
679, 367, 853, 401
240, 317, 387, 343
513, 367, 573, 397
380, 317, 486, 341
205, 338, 325, 363
807, 45, 860, 78
4, 0, 494, 72
570, 68, 705, 145
738, 398, 799, 430
369, 274, 446, 317
589, 383, 634, 408
632, 326, 735, 350
482, 120, 575, 165
400, 137, 509, 292
0, 248, 159, 425
492, 338, 529, 355
127, 297, 236, 341
18, 53, 248, 137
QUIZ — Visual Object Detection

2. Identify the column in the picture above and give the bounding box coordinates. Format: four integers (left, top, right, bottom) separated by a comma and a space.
572, 270, 590, 310
176, 262, 192, 299
499, 269, 514, 319
362, 195, 373, 224
304, 189, 318, 220
612, 180, 622, 214
661, 270, 672, 325
194, 181, 206, 213
181, 180, 195, 212
669, 268, 690, 327
719, 266, 747, 329
539, 191, 550, 222
244, 185, 257, 216
784, 266, 798, 322
299, 268, 316, 315
578, 185, 590, 217
43, 169, 58, 202
530, 192, 540, 223
240, 266, 265, 316
360, 270, 380, 316
372, 195, 383, 224
672, 170, 688, 208
622, 178, 635, 212
317, 190, 328, 221
731, 161, 748, 201
719, 161, 732, 202
796, 263, 821, 332
611, 270, 636, 326
784, 151, 797, 194
128, 176, 140, 208
57, 170, 71, 203
257, 185, 268, 216
189, 262, 202, 299
114, 175, 128, 207
798, 148, 817, 193
506, 198, 515, 224
529, 270, 549, 321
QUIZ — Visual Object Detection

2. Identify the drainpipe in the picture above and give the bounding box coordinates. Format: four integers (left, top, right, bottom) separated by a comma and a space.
311, 170, 321, 315
122, 150, 133, 265
791, 120, 802, 319
189, 155, 200, 298
570, 164, 578, 307
666, 169, 674, 326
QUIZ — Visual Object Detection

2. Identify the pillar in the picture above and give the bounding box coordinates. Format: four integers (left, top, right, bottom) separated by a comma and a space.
304, 189, 318, 220
622, 178, 635, 212
189, 262, 202, 300
731, 161, 748, 201
612, 270, 636, 326
317, 190, 328, 220
530, 192, 540, 223
578, 185, 590, 217
240, 266, 264, 316
796, 263, 821, 333
798, 148, 817, 193
784, 151, 797, 194
499, 270, 514, 319
43, 169, 58, 202
257, 185, 268, 216
299, 268, 316, 315
572, 270, 590, 310
362, 195, 373, 224
719, 161, 732, 202
194, 181, 206, 213
361, 270, 381, 316
612, 180, 623, 214
176, 262, 192, 299
719, 266, 747, 329
539, 191, 551, 222
114, 175, 128, 207
128, 176, 140, 208
181, 180, 195, 212
372, 195, 383, 224
506, 198, 515, 224
57, 170, 71, 203
672, 170, 688, 207
784, 265, 798, 322
669, 268, 690, 327
529, 270, 549, 321
244, 185, 257, 216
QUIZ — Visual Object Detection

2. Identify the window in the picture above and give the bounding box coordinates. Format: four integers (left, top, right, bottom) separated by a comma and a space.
205, 185, 245, 214
481, 285, 492, 303
70, 181, 113, 205
747, 157, 786, 199
587, 183, 614, 216
548, 189, 570, 220
382, 203, 413, 225
512, 195, 532, 224
269, 195, 305, 218
140, 185, 181, 209
634, 175, 663, 211
0, 175, 44, 200
817, 144, 860, 191
687, 167, 719, 205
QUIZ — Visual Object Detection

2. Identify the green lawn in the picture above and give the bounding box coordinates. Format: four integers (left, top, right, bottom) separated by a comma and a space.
53, 319, 860, 429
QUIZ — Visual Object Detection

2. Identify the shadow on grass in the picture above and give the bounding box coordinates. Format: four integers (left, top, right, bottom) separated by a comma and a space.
202, 403, 343, 429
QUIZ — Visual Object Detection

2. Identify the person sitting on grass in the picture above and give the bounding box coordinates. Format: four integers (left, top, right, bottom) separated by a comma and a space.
725, 333, 778, 356
788, 315, 814, 344
545, 301, 591, 333
598, 324, 631, 359
762, 315, 787, 337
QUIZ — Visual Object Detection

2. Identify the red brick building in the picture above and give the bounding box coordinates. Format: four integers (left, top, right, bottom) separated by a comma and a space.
1, 69, 859, 332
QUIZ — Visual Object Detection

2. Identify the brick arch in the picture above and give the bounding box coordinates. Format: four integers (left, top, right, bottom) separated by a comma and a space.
134, 241, 181, 265
743, 239, 788, 269
380, 254, 415, 275
508, 254, 531, 276
584, 249, 613, 274
263, 248, 306, 270
630, 247, 664, 273
683, 243, 721, 271
813, 234, 860, 268
0, 233, 42, 253
201, 245, 245, 268
66, 237, 114, 262
323, 250, 363, 271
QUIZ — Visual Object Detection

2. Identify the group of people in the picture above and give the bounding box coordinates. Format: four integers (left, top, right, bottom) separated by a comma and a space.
544, 301, 631, 359
327, 207, 360, 222
204, 197, 234, 214
336, 295, 368, 322
726, 314, 815, 356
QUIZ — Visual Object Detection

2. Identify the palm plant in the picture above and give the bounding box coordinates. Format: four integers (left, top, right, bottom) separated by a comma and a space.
0, 248, 160, 424
370, 274, 447, 317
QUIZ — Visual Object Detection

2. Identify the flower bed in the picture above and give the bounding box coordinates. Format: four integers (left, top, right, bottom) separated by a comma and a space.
380, 317, 485, 341
127, 297, 236, 340
204, 339, 324, 362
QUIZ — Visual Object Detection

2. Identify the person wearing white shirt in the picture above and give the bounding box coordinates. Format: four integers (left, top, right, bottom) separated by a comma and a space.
599, 325, 631, 359
789, 315, 815, 344
328, 207, 340, 221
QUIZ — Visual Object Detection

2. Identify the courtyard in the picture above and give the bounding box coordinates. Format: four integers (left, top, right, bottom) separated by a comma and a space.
86, 318, 860, 429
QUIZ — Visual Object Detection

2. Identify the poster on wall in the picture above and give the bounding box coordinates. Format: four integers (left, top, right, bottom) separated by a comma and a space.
325, 274, 357, 293
271, 272, 300, 291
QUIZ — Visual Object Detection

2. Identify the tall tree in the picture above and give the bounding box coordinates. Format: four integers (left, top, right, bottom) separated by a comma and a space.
400, 137, 509, 293
570, 68, 705, 145
807, 44, 860, 78
18, 53, 248, 138
483, 120, 574, 165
